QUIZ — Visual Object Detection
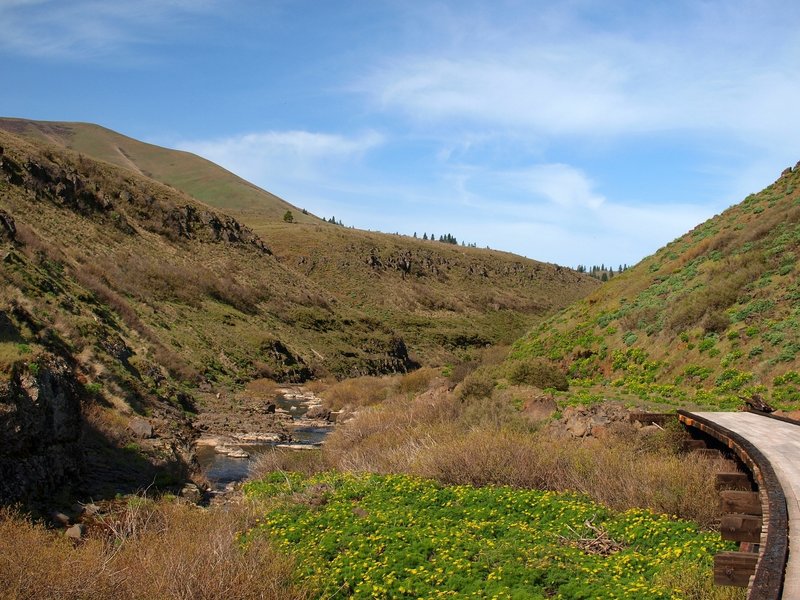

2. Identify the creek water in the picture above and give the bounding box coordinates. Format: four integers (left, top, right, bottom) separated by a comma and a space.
195, 392, 332, 490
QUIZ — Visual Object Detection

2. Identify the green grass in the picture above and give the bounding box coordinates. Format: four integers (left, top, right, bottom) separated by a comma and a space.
510, 164, 800, 411
244, 471, 734, 599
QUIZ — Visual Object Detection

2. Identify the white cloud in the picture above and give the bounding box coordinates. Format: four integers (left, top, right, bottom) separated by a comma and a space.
371, 53, 645, 136
418, 161, 716, 266
361, 2, 800, 151
176, 129, 384, 197
508, 164, 606, 210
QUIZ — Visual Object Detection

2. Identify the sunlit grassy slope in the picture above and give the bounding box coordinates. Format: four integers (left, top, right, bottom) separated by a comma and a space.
511, 163, 800, 410
0, 117, 314, 222
0, 117, 598, 362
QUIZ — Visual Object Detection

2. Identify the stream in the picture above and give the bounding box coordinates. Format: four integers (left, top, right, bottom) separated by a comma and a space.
195, 390, 334, 490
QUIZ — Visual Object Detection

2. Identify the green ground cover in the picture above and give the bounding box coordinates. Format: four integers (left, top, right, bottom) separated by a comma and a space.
244, 472, 733, 599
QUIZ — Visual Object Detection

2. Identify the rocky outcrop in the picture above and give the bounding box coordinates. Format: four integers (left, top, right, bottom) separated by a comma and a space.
552, 403, 634, 439
161, 205, 270, 253
0, 355, 83, 504
0, 143, 271, 255
0, 209, 16, 242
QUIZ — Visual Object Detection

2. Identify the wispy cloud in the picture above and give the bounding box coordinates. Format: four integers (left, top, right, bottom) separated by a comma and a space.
176, 129, 385, 199
0, 0, 216, 60
420, 161, 716, 265
361, 1, 800, 149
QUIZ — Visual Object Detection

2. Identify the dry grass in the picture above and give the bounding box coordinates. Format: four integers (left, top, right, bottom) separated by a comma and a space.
249, 448, 329, 480
243, 378, 279, 400
324, 382, 731, 528
0, 500, 307, 600
319, 368, 441, 411
319, 376, 393, 411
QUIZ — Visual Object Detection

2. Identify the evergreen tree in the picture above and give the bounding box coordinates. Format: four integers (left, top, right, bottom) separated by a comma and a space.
283, 210, 294, 223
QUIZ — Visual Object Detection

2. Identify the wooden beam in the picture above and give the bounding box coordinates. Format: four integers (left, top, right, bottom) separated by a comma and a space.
720, 513, 762, 543
715, 472, 752, 491
719, 490, 762, 515
682, 439, 707, 451
714, 551, 758, 587
628, 412, 675, 426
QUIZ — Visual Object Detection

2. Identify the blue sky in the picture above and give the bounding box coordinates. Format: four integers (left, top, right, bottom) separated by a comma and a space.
2, 0, 800, 268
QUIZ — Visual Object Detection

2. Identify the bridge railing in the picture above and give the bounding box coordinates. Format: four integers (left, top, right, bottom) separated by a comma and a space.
677, 410, 788, 599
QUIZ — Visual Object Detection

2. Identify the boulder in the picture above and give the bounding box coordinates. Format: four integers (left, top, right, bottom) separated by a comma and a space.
65, 523, 83, 541
180, 483, 203, 504
305, 405, 331, 421
556, 402, 635, 439
128, 418, 153, 439
50, 511, 71, 527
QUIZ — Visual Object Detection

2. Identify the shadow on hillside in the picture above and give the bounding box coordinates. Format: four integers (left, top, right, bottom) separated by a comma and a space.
78, 420, 193, 502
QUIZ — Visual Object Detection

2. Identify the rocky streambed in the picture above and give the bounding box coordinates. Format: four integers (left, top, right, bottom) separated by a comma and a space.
193, 387, 336, 491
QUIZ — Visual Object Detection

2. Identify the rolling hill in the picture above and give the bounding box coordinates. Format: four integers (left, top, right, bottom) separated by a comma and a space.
0, 117, 598, 362
510, 162, 800, 411
0, 122, 596, 500
0, 117, 312, 223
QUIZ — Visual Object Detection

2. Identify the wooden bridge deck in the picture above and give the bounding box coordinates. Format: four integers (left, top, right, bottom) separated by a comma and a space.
691, 412, 800, 598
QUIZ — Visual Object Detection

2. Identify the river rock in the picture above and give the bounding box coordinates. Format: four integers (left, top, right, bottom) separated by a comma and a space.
215, 445, 249, 458
276, 443, 321, 450
180, 483, 203, 504
305, 405, 331, 420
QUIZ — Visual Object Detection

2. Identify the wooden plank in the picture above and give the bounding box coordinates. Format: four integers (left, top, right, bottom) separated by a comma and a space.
628, 412, 675, 426
714, 551, 758, 587
682, 439, 707, 451
720, 514, 763, 543
719, 490, 762, 515
715, 472, 752, 491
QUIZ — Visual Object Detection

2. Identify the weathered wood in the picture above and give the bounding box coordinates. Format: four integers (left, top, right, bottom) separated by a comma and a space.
719, 490, 762, 515
720, 514, 763, 543
682, 438, 707, 451
715, 472, 752, 491
739, 542, 759, 553
714, 551, 758, 587
628, 412, 675, 426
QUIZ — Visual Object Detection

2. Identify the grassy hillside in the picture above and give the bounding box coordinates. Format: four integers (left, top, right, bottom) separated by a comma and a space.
0, 117, 316, 223
0, 117, 598, 361
0, 128, 422, 386
510, 163, 800, 411
259, 221, 593, 360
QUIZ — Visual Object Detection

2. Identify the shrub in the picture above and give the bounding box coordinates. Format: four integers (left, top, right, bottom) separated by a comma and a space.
446, 360, 478, 387
320, 375, 392, 411
393, 367, 437, 397
702, 310, 730, 334
457, 370, 496, 399
507, 358, 568, 391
